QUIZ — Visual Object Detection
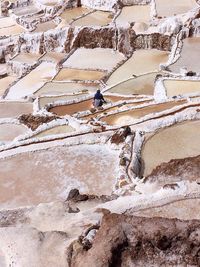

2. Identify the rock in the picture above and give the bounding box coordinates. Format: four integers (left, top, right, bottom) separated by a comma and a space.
186, 71, 196, 76
67, 189, 80, 201
66, 189, 89, 202
163, 183, 179, 190
120, 157, 127, 166
110, 126, 132, 144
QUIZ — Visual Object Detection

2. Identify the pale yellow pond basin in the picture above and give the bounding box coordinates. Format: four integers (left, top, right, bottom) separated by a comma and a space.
35, 81, 99, 95
133, 198, 200, 220
49, 99, 92, 116
0, 25, 25, 36
40, 52, 66, 63
0, 76, 17, 97
107, 73, 159, 95
54, 68, 106, 81
33, 125, 75, 138
71, 10, 112, 27
107, 49, 169, 86
164, 79, 200, 97
142, 120, 200, 176
0, 123, 27, 143
116, 5, 150, 26
0, 101, 32, 118
11, 53, 42, 64
155, 0, 198, 17
60, 7, 91, 25
34, 21, 57, 32
170, 37, 200, 73
63, 48, 125, 71
6, 62, 57, 99
0, 144, 119, 208
38, 93, 88, 109
102, 100, 185, 126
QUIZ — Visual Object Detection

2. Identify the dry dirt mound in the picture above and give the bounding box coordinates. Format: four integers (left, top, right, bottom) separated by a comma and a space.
145, 155, 200, 184
19, 114, 59, 130
70, 214, 200, 267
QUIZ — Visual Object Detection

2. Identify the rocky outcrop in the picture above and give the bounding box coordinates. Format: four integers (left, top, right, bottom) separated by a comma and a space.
71, 214, 200, 267
0, 26, 173, 62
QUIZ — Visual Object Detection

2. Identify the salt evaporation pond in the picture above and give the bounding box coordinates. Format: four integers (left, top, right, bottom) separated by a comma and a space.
59, 7, 91, 26
35, 81, 99, 95
102, 101, 184, 126
0, 76, 17, 97
0, 101, 32, 118
38, 93, 88, 109
132, 198, 200, 220
13, 4, 39, 16
63, 48, 125, 71
107, 49, 169, 85
33, 125, 75, 138
107, 73, 159, 95
164, 79, 200, 97
0, 17, 25, 36
142, 120, 200, 176
6, 62, 57, 99
0, 123, 27, 143
49, 99, 92, 115
155, 0, 198, 17
40, 52, 66, 63
115, 5, 150, 26
34, 21, 57, 32
170, 37, 200, 73
71, 10, 112, 26
54, 68, 106, 81
11, 53, 42, 64
0, 144, 119, 208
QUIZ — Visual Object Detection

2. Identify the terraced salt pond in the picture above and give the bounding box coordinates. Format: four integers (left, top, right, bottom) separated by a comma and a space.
0, 101, 32, 118
0, 144, 119, 208
116, 5, 150, 27
38, 93, 88, 109
40, 52, 66, 63
102, 100, 184, 126
6, 62, 57, 99
170, 37, 200, 73
63, 48, 125, 71
11, 53, 42, 64
155, 0, 198, 17
142, 120, 200, 176
59, 7, 91, 26
107, 49, 169, 85
34, 21, 57, 32
0, 123, 27, 143
71, 10, 112, 27
164, 79, 200, 97
132, 198, 200, 220
107, 73, 159, 95
0, 17, 25, 36
54, 68, 106, 81
33, 125, 75, 138
49, 99, 92, 116
35, 81, 99, 95
0, 76, 17, 97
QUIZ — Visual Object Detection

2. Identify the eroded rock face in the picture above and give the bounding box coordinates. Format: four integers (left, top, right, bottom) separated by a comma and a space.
71, 214, 200, 267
